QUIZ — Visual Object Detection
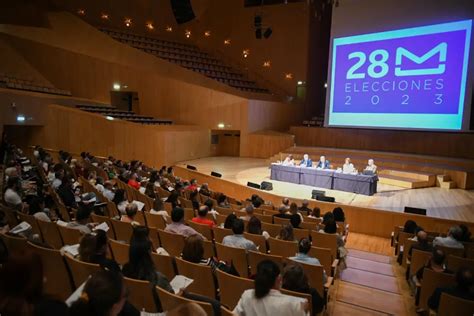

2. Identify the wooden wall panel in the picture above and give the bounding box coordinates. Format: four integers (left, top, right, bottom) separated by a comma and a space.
290, 126, 474, 159
174, 166, 474, 238
242, 131, 295, 159
7, 104, 211, 168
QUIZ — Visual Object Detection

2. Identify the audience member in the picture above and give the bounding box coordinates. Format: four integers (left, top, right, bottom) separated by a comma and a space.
282, 263, 324, 315
204, 199, 219, 219
67, 207, 93, 234
222, 218, 257, 251
415, 249, 450, 284
223, 214, 238, 229
121, 203, 138, 224
192, 206, 215, 228
165, 207, 204, 239
112, 189, 128, 215
4, 176, 23, 210
150, 198, 170, 222
240, 204, 255, 221
277, 224, 297, 242
247, 216, 270, 240
428, 267, 474, 311
298, 200, 311, 216
234, 260, 308, 316
402, 220, 418, 234
322, 212, 334, 226
459, 224, 472, 242
199, 183, 211, 197
103, 181, 115, 201
165, 191, 181, 209
78, 230, 120, 272
433, 226, 464, 249
127, 174, 140, 190
27, 196, 51, 222
332, 207, 345, 222
280, 198, 290, 211
95, 177, 105, 193
308, 207, 322, 220
52, 170, 64, 189
408, 230, 433, 259
217, 193, 231, 208
288, 203, 304, 223
57, 177, 78, 209
289, 238, 327, 282
187, 179, 198, 191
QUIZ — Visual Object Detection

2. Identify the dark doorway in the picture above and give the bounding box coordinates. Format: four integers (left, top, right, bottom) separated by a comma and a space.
110, 91, 139, 112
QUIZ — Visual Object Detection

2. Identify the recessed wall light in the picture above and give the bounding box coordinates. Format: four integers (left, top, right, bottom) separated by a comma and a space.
113, 83, 121, 90
16, 115, 25, 122
146, 22, 154, 30
166, 26, 173, 32
224, 39, 231, 45
124, 18, 132, 27
77, 9, 85, 15
285, 73, 293, 79
243, 49, 250, 58
263, 60, 271, 67
185, 30, 191, 38
101, 13, 110, 20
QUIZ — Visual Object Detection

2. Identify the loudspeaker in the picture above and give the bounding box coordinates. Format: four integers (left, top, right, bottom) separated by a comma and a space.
247, 182, 261, 189
170, 0, 196, 24
263, 27, 272, 39
311, 190, 325, 199
316, 195, 335, 202
260, 181, 273, 191
186, 165, 197, 171
404, 206, 427, 216
211, 171, 222, 178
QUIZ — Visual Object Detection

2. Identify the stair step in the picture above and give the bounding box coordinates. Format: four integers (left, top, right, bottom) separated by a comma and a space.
378, 174, 431, 189
440, 181, 457, 189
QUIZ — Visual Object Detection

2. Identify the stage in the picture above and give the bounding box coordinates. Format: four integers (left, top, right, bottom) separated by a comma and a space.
179, 157, 474, 223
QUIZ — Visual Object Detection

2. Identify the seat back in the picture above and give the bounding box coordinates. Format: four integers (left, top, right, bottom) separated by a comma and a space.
248, 250, 283, 276
216, 269, 254, 309
0, 232, 28, 254
64, 254, 101, 289
402, 239, 417, 268
446, 255, 474, 272
419, 269, 456, 311
0, 206, 19, 227
438, 292, 474, 316
187, 220, 213, 240
254, 213, 273, 223
300, 221, 320, 231
17, 212, 42, 239
309, 246, 333, 277
293, 228, 310, 242
203, 239, 216, 258
273, 216, 291, 225
243, 232, 268, 253
175, 257, 216, 299
288, 258, 325, 297
215, 242, 249, 278
268, 237, 298, 258
397, 231, 414, 255
57, 224, 83, 245
215, 206, 234, 216
90, 213, 116, 239
281, 288, 312, 316
310, 231, 338, 260
436, 245, 465, 258
156, 285, 213, 315
123, 277, 157, 312
157, 229, 185, 257
213, 226, 232, 243
37, 219, 63, 249
145, 212, 166, 230
262, 222, 283, 238
109, 239, 130, 266
111, 219, 134, 242
409, 249, 432, 278
27, 241, 74, 300
151, 252, 176, 281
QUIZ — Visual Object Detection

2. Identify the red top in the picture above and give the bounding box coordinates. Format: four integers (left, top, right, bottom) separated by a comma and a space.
186, 184, 198, 191
192, 217, 214, 228
128, 179, 141, 190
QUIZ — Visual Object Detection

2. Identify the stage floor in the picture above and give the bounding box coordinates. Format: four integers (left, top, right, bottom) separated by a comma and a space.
180, 157, 474, 223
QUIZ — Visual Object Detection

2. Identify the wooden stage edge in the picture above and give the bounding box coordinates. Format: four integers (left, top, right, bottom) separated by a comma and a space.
173, 165, 474, 239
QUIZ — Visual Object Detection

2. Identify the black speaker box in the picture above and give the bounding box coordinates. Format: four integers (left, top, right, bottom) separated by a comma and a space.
316, 195, 335, 202
247, 182, 261, 189
186, 165, 197, 171
404, 206, 427, 216
260, 181, 273, 191
311, 189, 325, 199
170, 0, 196, 24
211, 171, 222, 178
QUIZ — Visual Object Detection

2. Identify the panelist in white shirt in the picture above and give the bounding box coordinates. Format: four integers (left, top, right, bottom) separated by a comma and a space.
342, 158, 355, 174
282, 154, 295, 166
364, 159, 377, 173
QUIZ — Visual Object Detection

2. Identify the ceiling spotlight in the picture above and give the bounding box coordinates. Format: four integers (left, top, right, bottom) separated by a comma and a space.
243, 49, 250, 58
146, 22, 154, 30
204, 31, 211, 37
185, 30, 191, 38
77, 9, 85, 16
124, 18, 132, 27
263, 60, 271, 67
101, 13, 110, 20
16, 115, 26, 122
113, 83, 121, 90
217, 123, 225, 129
166, 26, 173, 32
285, 73, 293, 79
224, 39, 231, 45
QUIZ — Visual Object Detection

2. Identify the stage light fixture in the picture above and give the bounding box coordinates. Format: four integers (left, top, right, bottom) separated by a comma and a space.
166, 26, 173, 32
124, 18, 132, 27
243, 49, 250, 58
113, 83, 121, 90
204, 30, 211, 37
263, 27, 272, 39
77, 9, 85, 16
224, 39, 231, 45
101, 13, 110, 20
263, 60, 271, 67
146, 22, 154, 30
324, 82, 328, 88
16, 115, 25, 122
285, 73, 293, 79
217, 123, 225, 129
185, 30, 191, 38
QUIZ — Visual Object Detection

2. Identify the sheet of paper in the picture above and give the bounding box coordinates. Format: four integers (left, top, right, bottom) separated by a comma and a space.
170, 275, 194, 294
63, 244, 80, 256
65, 278, 87, 306
10, 221, 32, 235
132, 200, 145, 211
94, 222, 110, 232
56, 220, 68, 227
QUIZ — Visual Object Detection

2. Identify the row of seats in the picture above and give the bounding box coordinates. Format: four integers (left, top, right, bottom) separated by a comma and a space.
0, 73, 71, 96
76, 105, 173, 125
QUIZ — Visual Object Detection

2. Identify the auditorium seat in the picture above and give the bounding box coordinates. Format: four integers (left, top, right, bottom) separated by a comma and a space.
151, 252, 176, 281
124, 276, 158, 312
158, 229, 185, 257
418, 269, 456, 311
187, 220, 213, 240
90, 213, 116, 239
262, 222, 283, 238
438, 292, 474, 316
64, 254, 102, 289
0, 206, 19, 228
268, 237, 298, 258
215, 242, 249, 277
446, 255, 474, 272
309, 246, 339, 278
0, 232, 28, 254
27, 241, 74, 300
110, 219, 133, 242
216, 269, 254, 309
310, 231, 338, 261
57, 224, 83, 245
287, 258, 332, 299
108, 239, 129, 266
175, 257, 217, 299
145, 212, 167, 230
37, 219, 64, 249
213, 226, 233, 243
17, 212, 42, 240
156, 285, 213, 316
243, 232, 268, 253
248, 250, 283, 276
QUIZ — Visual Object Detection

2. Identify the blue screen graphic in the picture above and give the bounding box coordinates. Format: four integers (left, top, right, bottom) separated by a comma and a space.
327, 20, 472, 130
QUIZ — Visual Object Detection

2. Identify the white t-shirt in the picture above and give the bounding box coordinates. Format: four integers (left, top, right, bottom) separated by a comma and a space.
4, 188, 22, 206
234, 289, 307, 316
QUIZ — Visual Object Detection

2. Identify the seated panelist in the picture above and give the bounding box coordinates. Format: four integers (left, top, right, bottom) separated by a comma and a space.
299, 154, 312, 167
316, 155, 330, 169
364, 159, 377, 173
342, 157, 355, 174
282, 154, 295, 166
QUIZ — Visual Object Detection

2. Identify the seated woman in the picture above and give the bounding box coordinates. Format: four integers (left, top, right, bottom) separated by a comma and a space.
276, 224, 297, 242
342, 158, 355, 174
319, 220, 347, 266
234, 260, 308, 315
112, 189, 128, 216
221, 213, 238, 229
217, 193, 231, 208
121, 204, 138, 224
247, 216, 270, 240
308, 207, 322, 220
78, 230, 121, 273
282, 263, 324, 315
150, 198, 170, 223
282, 154, 295, 166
